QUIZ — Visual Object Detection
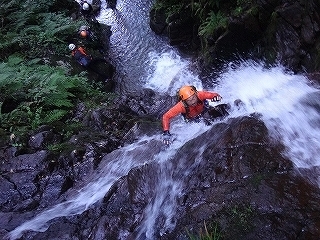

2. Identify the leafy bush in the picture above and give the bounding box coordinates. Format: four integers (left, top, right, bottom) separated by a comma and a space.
0, 0, 86, 59
0, 55, 107, 139
0, 0, 116, 148
198, 11, 227, 38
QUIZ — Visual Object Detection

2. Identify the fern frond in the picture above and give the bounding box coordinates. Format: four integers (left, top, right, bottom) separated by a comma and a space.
42, 109, 68, 123
7, 55, 24, 66
42, 92, 75, 108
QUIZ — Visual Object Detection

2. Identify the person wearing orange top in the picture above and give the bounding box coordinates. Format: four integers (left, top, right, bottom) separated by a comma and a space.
162, 85, 229, 145
68, 43, 93, 67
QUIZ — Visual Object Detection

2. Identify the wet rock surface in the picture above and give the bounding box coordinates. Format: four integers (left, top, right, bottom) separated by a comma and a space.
1, 1, 320, 239
2, 117, 320, 239
150, 0, 320, 73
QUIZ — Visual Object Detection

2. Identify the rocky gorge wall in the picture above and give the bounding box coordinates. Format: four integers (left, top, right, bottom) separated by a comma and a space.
1, 0, 320, 239
150, 0, 320, 74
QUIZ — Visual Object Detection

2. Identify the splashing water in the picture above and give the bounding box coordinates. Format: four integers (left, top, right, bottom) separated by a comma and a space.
145, 59, 320, 169
6, 135, 159, 239
134, 123, 211, 239
7, 58, 320, 239
7, 0, 320, 237
144, 50, 203, 94
135, 60, 320, 238
214, 62, 320, 168
6, 120, 211, 239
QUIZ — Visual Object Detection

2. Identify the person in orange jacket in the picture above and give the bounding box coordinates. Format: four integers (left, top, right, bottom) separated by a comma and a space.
68, 43, 93, 67
162, 85, 229, 145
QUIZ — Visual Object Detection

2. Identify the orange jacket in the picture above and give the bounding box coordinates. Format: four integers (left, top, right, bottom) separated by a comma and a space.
162, 91, 220, 131
71, 47, 87, 56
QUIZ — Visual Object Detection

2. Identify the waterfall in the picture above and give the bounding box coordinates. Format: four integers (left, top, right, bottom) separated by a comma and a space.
6, 0, 320, 239
215, 61, 320, 168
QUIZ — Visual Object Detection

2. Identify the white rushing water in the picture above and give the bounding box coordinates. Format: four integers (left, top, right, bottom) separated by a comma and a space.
7, 0, 320, 238
145, 57, 320, 169
7, 109, 211, 240
7, 135, 159, 239
215, 62, 320, 169
7, 55, 320, 239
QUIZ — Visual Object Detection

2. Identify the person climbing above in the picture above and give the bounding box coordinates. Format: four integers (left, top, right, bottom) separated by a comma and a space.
80, 0, 100, 23
78, 25, 93, 40
80, 0, 101, 23
81, 1, 93, 16
79, 28, 89, 39
68, 43, 93, 67
77, 25, 104, 53
162, 85, 229, 145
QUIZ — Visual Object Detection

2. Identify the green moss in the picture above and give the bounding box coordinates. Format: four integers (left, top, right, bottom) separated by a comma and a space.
262, 11, 280, 63
152, 0, 264, 65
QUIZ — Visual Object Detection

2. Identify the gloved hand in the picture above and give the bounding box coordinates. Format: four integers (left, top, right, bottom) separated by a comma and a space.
162, 130, 171, 146
211, 95, 222, 102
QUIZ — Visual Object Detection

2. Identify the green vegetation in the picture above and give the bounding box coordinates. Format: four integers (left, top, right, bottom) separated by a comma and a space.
187, 221, 222, 240
250, 173, 265, 188
152, 0, 259, 56
186, 204, 255, 240
0, 55, 108, 141
198, 11, 227, 38
229, 204, 254, 233
0, 0, 86, 60
0, 0, 112, 148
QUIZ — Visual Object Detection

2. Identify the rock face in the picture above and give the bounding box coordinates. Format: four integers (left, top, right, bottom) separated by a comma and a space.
1, 1, 320, 240
150, 0, 320, 73
2, 116, 320, 239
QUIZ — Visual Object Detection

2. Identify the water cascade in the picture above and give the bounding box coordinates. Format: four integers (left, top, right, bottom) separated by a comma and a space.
6, 0, 320, 239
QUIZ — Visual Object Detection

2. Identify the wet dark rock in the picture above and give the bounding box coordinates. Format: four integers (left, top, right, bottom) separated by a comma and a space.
6, 116, 320, 240
2, 1, 320, 239
150, 5, 200, 52
106, 0, 117, 10
306, 72, 320, 86
28, 130, 62, 150
150, 0, 320, 73
149, 7, 167, 34
68, 54, 115, 90
114, 88, 176, 120
0, 151, 48, 211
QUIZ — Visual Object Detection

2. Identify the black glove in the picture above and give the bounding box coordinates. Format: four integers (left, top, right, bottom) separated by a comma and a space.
162, 130, 171, 146
211, 95, 222, 102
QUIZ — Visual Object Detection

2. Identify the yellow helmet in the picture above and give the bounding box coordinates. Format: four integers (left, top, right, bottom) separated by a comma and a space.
178, 86, 197, 100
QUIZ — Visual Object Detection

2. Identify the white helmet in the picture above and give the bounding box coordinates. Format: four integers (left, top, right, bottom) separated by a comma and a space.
68, 43, 76, 51
82, 3, 90, 10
